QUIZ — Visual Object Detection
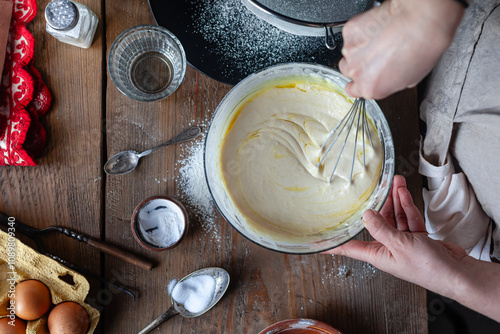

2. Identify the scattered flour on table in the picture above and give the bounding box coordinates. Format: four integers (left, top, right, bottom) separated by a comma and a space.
153, 177, 169, 184
176, 127, 222, 244
321, 262, 378, 286
189, 0, 337, 78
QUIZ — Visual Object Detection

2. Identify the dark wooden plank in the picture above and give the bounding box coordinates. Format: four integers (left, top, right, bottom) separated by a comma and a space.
379, 89, 424, 212
0, 0, 427, 332
0, 0, 105, 331
103, 1, 205, 333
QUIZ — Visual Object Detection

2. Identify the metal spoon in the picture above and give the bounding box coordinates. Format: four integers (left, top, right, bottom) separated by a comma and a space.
138, 267, 230, 334
104, 126, 201, 175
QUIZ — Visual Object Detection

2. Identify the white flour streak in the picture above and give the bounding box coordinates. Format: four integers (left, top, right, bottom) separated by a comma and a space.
177, 126, 222, 244
190, 0, 332, 78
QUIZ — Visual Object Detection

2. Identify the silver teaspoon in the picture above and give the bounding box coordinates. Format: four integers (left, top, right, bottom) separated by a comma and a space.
104, 126, 201, 175
138, 267, 230, 334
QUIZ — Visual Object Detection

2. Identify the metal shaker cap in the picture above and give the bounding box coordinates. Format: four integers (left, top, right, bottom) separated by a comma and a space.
45, 0, 78, 30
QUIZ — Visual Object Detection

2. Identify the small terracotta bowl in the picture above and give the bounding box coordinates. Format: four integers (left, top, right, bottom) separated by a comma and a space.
259, 319, 343, 334
131, 196, 189, 252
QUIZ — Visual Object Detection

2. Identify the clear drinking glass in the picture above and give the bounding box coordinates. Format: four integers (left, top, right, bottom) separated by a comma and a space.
204, 63, 395, 254
108, 25, 186, 102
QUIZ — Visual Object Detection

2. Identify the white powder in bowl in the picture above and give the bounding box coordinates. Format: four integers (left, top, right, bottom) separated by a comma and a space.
170, 274, 216, 314
137, 199, 185, 248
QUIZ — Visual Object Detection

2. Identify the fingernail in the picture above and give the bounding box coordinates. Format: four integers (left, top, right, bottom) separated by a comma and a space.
346, 68, 356, 79
397, 187, 409, 200
398, 175, 407, 186
345, 83, 355, 97
341, 47, 349, 56
362, 209, 376, 224
347, 84, 361, 98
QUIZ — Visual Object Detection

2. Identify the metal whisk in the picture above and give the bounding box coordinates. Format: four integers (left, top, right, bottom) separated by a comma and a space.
317, 98, 374, 183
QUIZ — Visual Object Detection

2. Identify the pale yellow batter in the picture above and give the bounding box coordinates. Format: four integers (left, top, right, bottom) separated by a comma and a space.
220, 78, 383, 241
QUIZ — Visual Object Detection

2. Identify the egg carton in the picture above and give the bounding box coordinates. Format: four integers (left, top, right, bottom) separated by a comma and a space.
0, 229, 99, 333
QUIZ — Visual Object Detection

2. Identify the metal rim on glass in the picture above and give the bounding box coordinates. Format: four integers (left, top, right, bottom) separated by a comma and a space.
204, 63, 395, 254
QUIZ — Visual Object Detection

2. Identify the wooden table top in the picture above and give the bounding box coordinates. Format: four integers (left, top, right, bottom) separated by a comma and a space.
0, 0, 427, 333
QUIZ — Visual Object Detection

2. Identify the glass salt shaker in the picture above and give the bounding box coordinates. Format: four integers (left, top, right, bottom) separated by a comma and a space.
45, 0, 98, 49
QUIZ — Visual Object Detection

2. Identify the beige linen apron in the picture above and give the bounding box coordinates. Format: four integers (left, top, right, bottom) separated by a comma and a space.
419, 0, 500, 261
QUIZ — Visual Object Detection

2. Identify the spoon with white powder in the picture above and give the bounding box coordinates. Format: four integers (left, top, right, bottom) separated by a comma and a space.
138, 267, 230, 334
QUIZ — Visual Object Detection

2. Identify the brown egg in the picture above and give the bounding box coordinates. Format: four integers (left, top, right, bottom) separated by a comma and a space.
47, 301, 89, 334
0, 316, 27, 334
11, 280, 51, 321
0, 303, 8, 317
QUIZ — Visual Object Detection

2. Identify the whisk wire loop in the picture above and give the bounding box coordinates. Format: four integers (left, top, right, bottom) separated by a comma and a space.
317, 99, 360, 169
318, 98, 371, 184
349, 104, 363, 182
363, 100, 374, 149
326, 102, 358, 183
361, 101, 366, 168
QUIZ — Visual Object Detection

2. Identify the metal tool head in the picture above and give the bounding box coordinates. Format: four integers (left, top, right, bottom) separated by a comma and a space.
317, 98, 374, 184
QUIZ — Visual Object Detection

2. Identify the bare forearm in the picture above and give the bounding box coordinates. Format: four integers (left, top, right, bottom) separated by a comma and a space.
328, 179, 500, 323
448, 257, 500, 322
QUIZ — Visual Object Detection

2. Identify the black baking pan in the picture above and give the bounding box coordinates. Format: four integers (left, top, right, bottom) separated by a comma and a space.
242, 0, 376, 49
148, 0, 342, 85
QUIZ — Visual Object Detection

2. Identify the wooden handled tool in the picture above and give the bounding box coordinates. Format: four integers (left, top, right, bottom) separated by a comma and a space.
86, 238, 153, 270
0, 211, 154, 270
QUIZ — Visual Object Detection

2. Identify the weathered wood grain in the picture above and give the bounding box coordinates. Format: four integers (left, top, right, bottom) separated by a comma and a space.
0, 0, 427, 333
0, 0, 104, 283
102, 1, 426, 331
0, 0, 105, 331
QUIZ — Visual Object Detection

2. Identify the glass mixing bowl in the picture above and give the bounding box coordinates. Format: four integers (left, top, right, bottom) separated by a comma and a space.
204, 63, 394, 254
